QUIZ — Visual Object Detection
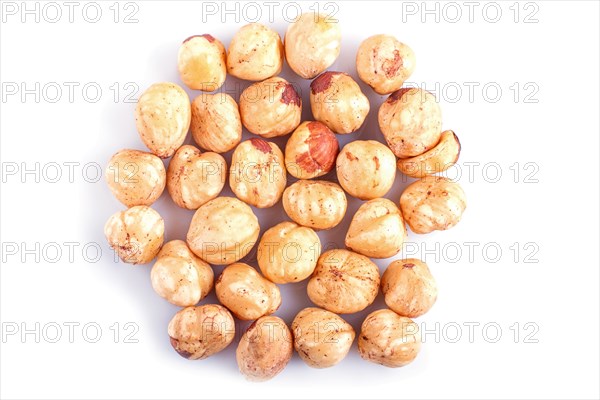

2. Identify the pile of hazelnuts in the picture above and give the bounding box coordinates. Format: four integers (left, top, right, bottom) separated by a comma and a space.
104, 13, 466, 381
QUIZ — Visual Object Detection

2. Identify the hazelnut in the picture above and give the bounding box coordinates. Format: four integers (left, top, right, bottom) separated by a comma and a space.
105, 149, 166, 207
282, 180, 347, 230
307, 249, 380, 314
168, 304, 235, 360
135, 82, 191, 158
186, 197, 260, 265
284, 13, 341, 79
345, 198, 407, 259
166, 145, 227, 210
292, 307, 355, 368
150, 240, 214, 307
257, 221, 321, 284
356, 34, 416, 95
229, 138, 287, 208
227, 23, 283, 81
378, 88, 442, 158
336, 140, 397, 200
215, 263, 281, 320
239, 77, 302, 138
400, 176, 466, 234
310, 71, 370, 134
358, 309, 421, 368
284, 121, 339, 179
104, 206, 164, 264
190, 93, 242, 153
397, 130, 461, 178
177, 34, 227, 91
381, 259, 437, 318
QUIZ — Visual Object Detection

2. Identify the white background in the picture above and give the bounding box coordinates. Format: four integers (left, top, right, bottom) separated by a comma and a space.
1, 1, 599, 399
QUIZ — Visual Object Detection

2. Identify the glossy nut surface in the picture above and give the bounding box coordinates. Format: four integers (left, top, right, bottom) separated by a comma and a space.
397, 130, 461, 178
381, 259, 437, 318
227, 23, 283, 81
284, 121, 339, 179
190, 93, 242, 153
282, 180, 347, 230
178, 34, 227, 91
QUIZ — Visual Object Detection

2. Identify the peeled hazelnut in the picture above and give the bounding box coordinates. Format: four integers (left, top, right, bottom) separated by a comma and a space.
236, 316, 293, 381
190, 93, 242, 153
166, 145, 227, 210
135, 82, 191, 158
400, 176, 466, 234
378, 88, 442, 158
356, 34, 416, 95
229, 138, 286, 208
307, 249, 380, 314
215, 263, 281, 320
239, 77, 302, 138
310, 72, 370, 134
284, 121, 339, 179
397, 130, 461, 178
257, 221, 321, 284
186, 197, 260, 265
282, 180, 347, 230
227, 23, 283, 81
105, 149, 166, 207
178, 34, 227, 91
151, 240, 214, 307
104, 206, 164, 264
358, 309, 421, 368
292, 307, 355, 368
168, 304, 235, 360
381, 259, 437, 318
345, 198, 406, 259
285, 12, 341, 79
336, 140, 397, 200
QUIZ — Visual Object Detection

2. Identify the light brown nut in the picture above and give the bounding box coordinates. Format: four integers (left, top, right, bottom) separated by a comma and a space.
177, 34, 227, 91
307, 249, 380, 314
190, 93, 242, 153
292, 307, 355, 368
310, 72, 370, 134
215, 263, 281, 320
227, 23, 283, 81
104, 206, 164, 264
345, 198, 407, 259
239, 77, 302, 138
135, 82, 191, 158
150, 240, 214, 307
284, 13, 341, 79
378, 88, 442, 158
168, 304, 235, 360
186, 197, 260, 264
336, 140, 397, 200
381, 259, 437, 318
105, 149, 166, 207
236, 316, 293, 381
284, 121, 339, 179
358, 309, 421, 368
282, 180, 347, 230
356, 34, 416, 95
399, 176, 466, 234
397, 130, 461, 178
229, 138, 287, 208
257, 221, 321, 284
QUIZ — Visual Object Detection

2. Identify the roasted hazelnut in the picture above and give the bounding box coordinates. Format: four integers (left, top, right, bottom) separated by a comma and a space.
282, 180, 347, 230
178, 34, 227, 91
227, 23, 283, 81
284, 121, 339, 179
397, 130, 461, 178
307, 249, 380, 314
336, 140, 397, 200
310, 71, 370, 134
257, 221, 321, 284
400, 176, 466, 234
378, 88, 442, 158
381, 259, 437, 318
166, 145, 227, 210
356, 34, 416, 95
190, 93, 242, 153
186, 197, 260, 264
239, 77, 302, 138
229, 138, 287, 208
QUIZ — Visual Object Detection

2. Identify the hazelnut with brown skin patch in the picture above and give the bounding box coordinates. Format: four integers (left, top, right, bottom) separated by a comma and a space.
190, 93, 242, 153
227, 23, 284, 81
397, 130, 461, 178
282, 180, 347, 230
178, 34, 227, 91
284, 121, 339, 179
